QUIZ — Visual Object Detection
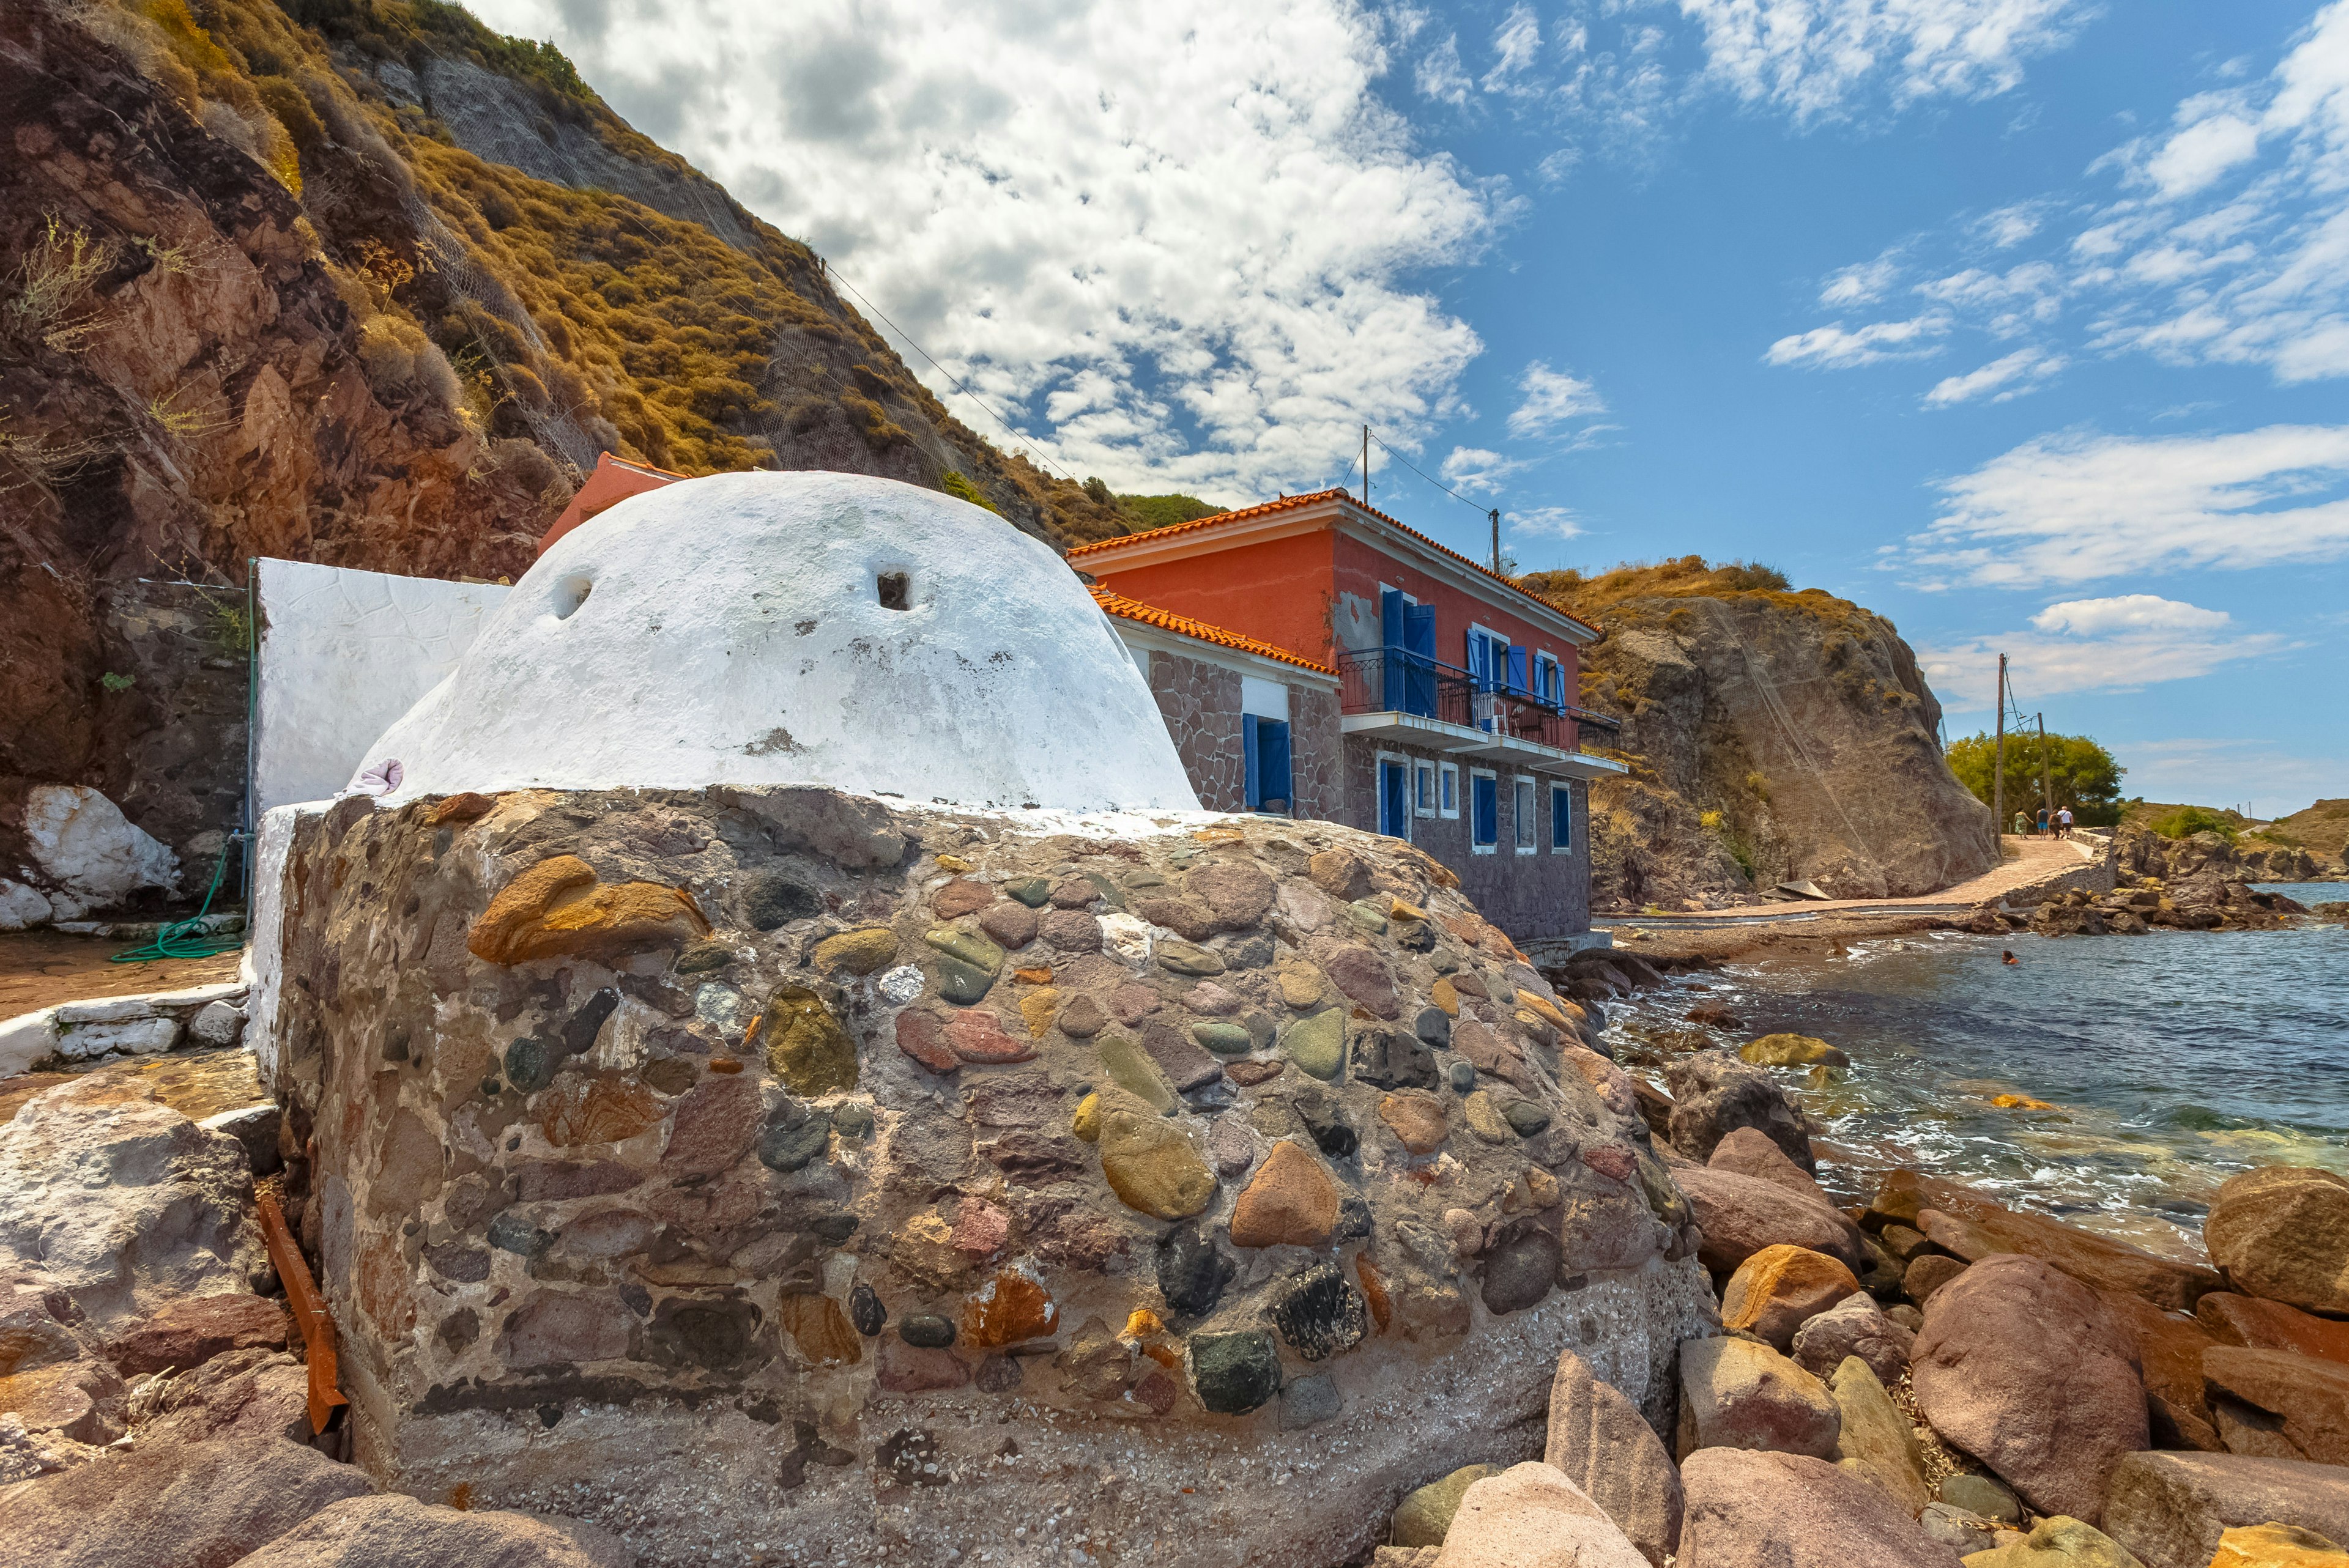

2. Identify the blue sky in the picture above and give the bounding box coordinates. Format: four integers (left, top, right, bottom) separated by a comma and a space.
474, 0, 2349, 815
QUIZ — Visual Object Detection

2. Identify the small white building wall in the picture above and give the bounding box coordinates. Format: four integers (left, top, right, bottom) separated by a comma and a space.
253, 560, 510, 816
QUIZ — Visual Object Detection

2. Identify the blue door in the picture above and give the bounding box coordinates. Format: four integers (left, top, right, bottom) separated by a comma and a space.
1380, 760, 1409, 838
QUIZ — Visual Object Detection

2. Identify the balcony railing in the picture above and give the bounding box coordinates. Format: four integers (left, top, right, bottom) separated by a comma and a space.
1335, 647, 1617, 754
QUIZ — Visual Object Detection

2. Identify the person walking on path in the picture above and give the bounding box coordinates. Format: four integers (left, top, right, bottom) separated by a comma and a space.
2035, 806, 2049, 837
2057, 806, 2073, 838
2012, 810, 2029, 837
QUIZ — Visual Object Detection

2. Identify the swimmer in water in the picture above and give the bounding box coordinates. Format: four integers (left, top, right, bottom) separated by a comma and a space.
2002, 950, 2018, 965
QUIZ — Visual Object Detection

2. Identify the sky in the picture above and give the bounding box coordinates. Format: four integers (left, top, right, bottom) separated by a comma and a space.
468, 0, 2349, 817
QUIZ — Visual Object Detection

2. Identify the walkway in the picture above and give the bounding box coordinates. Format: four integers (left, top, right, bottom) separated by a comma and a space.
1595, 834, 2107, 929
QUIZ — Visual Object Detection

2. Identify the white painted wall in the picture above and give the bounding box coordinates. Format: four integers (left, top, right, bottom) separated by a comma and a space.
1239, 676, 1291, 722
253, 559, 509, 816
360, 472, 1201, 813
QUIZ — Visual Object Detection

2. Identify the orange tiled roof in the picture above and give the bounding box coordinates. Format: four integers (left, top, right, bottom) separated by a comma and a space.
1089, 588, 1337, 676
1069, 488, 1599, 638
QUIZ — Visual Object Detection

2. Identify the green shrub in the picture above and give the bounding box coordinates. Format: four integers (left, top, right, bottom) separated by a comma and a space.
2151, 805, 2238, 841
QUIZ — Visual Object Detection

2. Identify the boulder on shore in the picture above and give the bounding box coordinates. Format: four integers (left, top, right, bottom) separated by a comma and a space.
1720, 1245, 1860, 1350
1665, 1054, 1815, 1171
0, 1435, 372, 1568
1707, 1126, 1830, 1203
235, 1493, 635, 1567
2197, 1293, 2349, 1369
1827, 1354, 1929, 1517
2209, 1523, 2349, 1567
1394, 1465, 1496, 1547
1791, 1291, 1915, 1386
2200, 1346, 2349, 1466
1677, 1336, 1840, 1460
2104, 1452, 2349, 1568
1673, 1167, 1869, 1274
1872, 1171, 2222, 1312
1910, 1254, 2147, 1525
1545, 1349, 1683, 1566
2204, 1168, 2349, 1318
1959, 1514, 2147, 1566
1431, 1462, 1649, 1568
1677, 1448, 1964, 1567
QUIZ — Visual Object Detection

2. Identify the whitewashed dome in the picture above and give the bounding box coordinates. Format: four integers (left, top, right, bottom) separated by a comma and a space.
356, 471, 1200, 812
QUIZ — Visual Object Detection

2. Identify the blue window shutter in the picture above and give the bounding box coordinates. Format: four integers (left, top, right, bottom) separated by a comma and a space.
1381, 590, 1404, 709
1260, 719, 1291, 808
1242, 717, 1261, 810
1473, 775, 1497, 845
1464, 629, 1485, 687
1552, 783, 1572, 849
1507, 645, 1529, 695
1403, 604, 1436, 716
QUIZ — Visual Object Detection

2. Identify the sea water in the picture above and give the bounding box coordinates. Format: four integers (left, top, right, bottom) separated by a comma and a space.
1603, 884, 2349, 1262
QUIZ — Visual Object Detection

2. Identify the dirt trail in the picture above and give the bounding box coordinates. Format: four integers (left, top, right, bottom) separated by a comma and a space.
0, 931, 242, 1018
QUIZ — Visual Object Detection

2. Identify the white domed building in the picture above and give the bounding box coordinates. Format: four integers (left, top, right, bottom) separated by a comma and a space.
356, 470, 1200, 813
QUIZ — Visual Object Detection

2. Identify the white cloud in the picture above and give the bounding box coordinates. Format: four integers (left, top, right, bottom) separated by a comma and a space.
1417, 33, 1475, 106
1507, 360, 1608, 439
1506, 505, 1584, 541
1765, 314, 1950, 368
1923, 597, 2285, 709
466, 0, 1502, 498
1921, 346, 2066, 406
1907, 423, 2349, 586
1975, 202, 2047, 247
1823, 3, 2349, 393
1441, 445, 1526, 494
2029, 594, 2232, 635
1674, 0, 2093, 124
1481, 4, 1543, 95
2142, 106, 2263, 199
1820, 252, 1901, 306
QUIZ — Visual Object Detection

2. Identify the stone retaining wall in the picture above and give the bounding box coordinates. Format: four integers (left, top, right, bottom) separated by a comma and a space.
259, 786, 1714, 1566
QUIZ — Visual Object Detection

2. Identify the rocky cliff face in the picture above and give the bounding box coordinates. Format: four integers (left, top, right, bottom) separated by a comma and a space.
1522, 561, 1995, 908
1, 0, 1128, 886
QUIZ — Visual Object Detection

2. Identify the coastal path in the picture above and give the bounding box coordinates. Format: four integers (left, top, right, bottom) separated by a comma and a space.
1594, 834, 2107, 930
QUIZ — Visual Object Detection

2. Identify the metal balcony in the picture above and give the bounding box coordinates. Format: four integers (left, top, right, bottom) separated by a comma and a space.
1333, 648, 1628, 777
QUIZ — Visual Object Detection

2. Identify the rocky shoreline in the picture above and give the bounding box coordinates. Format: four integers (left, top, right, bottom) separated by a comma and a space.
1, 803, 2344, 1566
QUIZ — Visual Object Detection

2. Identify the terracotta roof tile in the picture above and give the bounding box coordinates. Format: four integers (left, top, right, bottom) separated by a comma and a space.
1070, 488, 1598, 638
1089, 588, 1337, 676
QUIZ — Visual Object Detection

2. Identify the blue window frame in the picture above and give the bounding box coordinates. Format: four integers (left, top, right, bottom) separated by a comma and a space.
1243, 716, 1292, 812
1379, 758, 1411, 838
1551, 782, 1573, 851
1471, 771, 1498, 851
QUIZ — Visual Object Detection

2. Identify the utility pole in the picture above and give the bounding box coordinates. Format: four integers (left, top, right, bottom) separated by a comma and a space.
2038, 712, 2054, 828
1360, 426, 1369, 509
1490, 508, 1501, 575
1992, 654, 2006, 852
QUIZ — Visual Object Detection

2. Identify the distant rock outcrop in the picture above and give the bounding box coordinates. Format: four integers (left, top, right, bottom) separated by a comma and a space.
1521, 560, 1995, 908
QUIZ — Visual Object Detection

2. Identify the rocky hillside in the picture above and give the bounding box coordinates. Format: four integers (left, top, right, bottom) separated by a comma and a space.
1520, 558, 1996, 909
0, 0, 1134, 848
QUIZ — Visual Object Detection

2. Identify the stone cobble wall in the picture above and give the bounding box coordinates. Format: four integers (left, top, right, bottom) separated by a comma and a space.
1148, 651, 1246, 812
1340, 738, 1591, 944
263, 786, 1709, 1566
1290, 685, 1341, 824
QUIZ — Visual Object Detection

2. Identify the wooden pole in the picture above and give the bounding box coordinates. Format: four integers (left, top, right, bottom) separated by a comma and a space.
1360, 425, 1369, 508
1490, 508, 1501, 574
1993, 653, 2006, 849
258, 1191, 347, 1435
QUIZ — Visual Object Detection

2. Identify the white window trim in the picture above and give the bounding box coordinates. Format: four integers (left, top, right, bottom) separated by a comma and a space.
1513, 774, 1539, 855
1469, 766, 1499, 854
1534, 650, 1562, 706
1376, 750, 1414, 844
1549, 780, 1574, 854
1438, 761, 1460, 819
1412, 758, 1437, 818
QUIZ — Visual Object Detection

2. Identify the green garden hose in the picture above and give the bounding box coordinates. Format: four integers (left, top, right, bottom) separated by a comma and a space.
110, 831, 245, 963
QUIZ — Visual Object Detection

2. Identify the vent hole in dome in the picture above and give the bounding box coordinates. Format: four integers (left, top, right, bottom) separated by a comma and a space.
877, 571, 910, 611
553, 575, 593, 619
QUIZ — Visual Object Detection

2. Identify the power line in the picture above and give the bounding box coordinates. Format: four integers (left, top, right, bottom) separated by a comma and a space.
1366, 428, 1498, 520
820, 261, 1085, 487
